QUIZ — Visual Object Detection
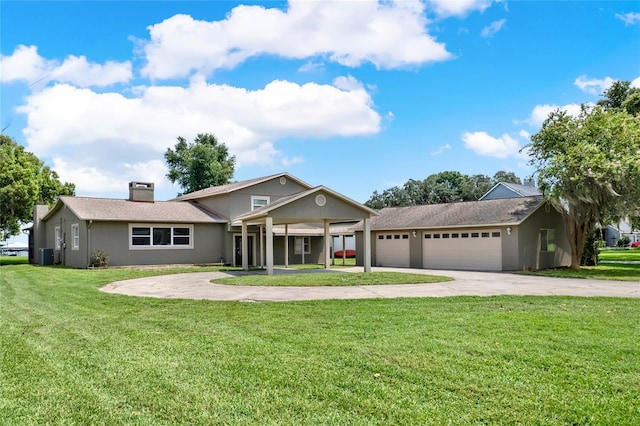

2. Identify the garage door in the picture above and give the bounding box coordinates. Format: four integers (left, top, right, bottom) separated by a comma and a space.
422, 230, 502, 271
376, 233, 410, 267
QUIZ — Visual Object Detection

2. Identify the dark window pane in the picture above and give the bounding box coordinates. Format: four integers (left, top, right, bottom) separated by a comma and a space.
425, 234, 431, 239
471, 233, 479, 238
132, 237, 150, 246
443, 233, 450, 238
492, 232, 501, 237
452, 233, 459, 238
132, 227, 150, 236
461, 233, 469, 238
153, 228, 171, 245
173, 237, 190, 245
481, 232, 490, 238
174, 228, 190, 236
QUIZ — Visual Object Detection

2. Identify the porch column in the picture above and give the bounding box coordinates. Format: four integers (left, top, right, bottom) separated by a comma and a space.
323, 220, 331, 269
284, 224, 289, 268
363, 217, 372, 272
342, 235, 346, 266
266, 216, 274, 275
259, 225, 264, 268
241, 221, 248, 271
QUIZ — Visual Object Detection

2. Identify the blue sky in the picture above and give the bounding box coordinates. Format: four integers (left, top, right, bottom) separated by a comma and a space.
2, 0, 639, 210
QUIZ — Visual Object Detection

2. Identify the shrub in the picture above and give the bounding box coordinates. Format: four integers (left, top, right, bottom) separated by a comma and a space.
89, 250, 109, 267
617, 236, 631, 247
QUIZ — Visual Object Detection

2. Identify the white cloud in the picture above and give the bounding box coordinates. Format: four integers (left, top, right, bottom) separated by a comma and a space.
141, 1, 453, 79
298, 61, 325, 73
462, 131, 521, 158
615, 12, 640, 26
17, 77, 380, 194
574, 74, 615, 95
525, 103, 583, 127
430, 144, 451, 156
0, 45, 131, 87
631, 76, 640, 88
429, 0, 493, 18
480, 18, 506, 38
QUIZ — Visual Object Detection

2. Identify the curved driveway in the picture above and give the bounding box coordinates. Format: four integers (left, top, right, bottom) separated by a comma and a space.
99, 267, 640, 302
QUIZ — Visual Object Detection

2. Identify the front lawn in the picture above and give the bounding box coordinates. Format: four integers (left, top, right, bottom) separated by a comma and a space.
2, 264, 639, 425
521, 262, 640, 281
599, 248, 640, 262
215, 271, 451, 286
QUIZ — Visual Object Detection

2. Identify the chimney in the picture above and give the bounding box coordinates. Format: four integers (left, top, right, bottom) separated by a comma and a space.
129, 182, 154, 202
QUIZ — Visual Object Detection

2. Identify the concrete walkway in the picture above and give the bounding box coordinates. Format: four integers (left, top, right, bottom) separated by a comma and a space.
99, 267, 640, 302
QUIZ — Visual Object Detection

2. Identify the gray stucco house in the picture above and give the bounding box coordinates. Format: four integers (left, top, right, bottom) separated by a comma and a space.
30, 173, 570, 272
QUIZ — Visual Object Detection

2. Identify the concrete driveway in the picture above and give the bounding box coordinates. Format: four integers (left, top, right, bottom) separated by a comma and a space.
99, 267, 640, 302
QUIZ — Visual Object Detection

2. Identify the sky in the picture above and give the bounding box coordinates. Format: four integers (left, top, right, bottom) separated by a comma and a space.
2, 0, 639, 216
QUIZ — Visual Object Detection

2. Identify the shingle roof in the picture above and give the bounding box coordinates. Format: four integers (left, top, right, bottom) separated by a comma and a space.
369, 196, 544, 230
479, 182, 542, 199
172, 172, 312, 201
44, 196, 227, 223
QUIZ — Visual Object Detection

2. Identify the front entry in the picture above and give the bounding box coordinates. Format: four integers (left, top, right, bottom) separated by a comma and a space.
234, 235, 254, 266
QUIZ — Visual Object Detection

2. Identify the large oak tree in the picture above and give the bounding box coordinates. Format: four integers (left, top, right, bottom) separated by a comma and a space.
0, 135, 75, 240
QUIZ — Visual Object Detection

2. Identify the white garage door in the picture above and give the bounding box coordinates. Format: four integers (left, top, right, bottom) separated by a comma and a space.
376, 233, 410, 267
422, 230, 502, 271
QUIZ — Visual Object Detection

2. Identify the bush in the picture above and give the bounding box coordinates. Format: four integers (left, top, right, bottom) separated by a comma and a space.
617, 236, 631, 247
89, 250, 109, 267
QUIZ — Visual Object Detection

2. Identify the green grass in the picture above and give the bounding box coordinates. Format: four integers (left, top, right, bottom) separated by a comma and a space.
522, 263, 640, 281
599, 248, 640, 262
215, 271, 452, 286
0, 255, 28, 266
2, 264, 640, 425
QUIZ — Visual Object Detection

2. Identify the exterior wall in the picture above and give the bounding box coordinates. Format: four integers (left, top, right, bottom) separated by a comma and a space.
516, 206, 571, 270
195, 194, 232, 220
501, 226, 520, 271
272, 236, 325, 265
229, 178, 308, 219
409, 231, 422, 268
41, 203, 89, 268
30, 204, 50, 265
270, 193, 371, 222
87, 222, 227, 267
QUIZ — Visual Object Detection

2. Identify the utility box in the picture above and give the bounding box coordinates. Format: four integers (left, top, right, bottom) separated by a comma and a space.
39, 248, 54, 266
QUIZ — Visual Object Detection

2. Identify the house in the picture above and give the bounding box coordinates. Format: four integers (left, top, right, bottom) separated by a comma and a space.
479, 181, 541, 200
356, 196, 571, 271
30, 173, 570, 273
29, 173, 377, 274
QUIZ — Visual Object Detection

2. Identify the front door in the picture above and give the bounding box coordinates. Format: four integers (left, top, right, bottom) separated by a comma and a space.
234, 235, 254, 266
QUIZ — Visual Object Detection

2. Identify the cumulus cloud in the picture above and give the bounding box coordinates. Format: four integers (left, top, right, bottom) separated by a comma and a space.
525, 103, 584, 127
632, 76, 640, 88
0, 45, 131, 87
462, 131, 522, 158
480, 18, 506, 38
574, 74, 615, 95
17, 77, 380, 193
141, 1, 453, 79
615, 12, 640, 26
429, 0, 493, 18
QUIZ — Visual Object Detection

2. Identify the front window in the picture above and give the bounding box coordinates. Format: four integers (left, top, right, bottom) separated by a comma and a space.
130, 224, 193, 249
251, 196, 270, 211
540, 229, 556, 252
55, 226, 61, 250
294, 236, 311, 255
71, 224, 80, 250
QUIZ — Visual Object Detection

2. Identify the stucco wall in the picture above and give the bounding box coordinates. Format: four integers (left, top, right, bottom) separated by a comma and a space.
517, 205, 571, 270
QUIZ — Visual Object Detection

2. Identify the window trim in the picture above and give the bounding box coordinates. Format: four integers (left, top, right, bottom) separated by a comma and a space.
128, 224, 194, 250
55, 226, 61, 250
71, 224, 80, 250
294, 236, 311, 255
251, 195, 270, 211
540, 229, 556, 253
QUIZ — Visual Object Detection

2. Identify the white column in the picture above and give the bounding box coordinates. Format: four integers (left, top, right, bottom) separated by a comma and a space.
259, 225, 264, 268
363, 217, 372, 272
342, 234, 346, 266
266, 216, 274, 275
284, 224, 289, 268
324, 220, 331, 269
241, 221, 248, 271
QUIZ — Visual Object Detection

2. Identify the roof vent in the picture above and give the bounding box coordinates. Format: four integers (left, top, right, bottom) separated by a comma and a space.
129, 182, 154, 202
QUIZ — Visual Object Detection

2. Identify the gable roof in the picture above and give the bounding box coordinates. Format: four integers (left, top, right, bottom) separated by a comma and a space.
369, 196, 544, 230
43, 196, 227, 223
479, 182, 542, 200
172, 172, 312, 202
232, 186, 378, 223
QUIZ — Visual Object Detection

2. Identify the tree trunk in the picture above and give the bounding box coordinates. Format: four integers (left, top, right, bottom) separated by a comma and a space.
563, 204, 593, 270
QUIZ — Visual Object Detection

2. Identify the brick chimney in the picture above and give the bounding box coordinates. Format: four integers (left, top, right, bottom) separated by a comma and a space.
129, 182, 154, 202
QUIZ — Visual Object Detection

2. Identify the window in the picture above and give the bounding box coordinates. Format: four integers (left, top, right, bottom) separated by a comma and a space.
378, 235, 384, 240
442, 233, 450, 239
55, 226, 61, 250
294, 236, 310, 254
481, 232, 490, 238
251, 196, 270, 211
71, 224, 80, 250
402, 234, 409, 239
130, 225, 193, 249
452, 233, 459, 238
471, 232, 479, 238
424, 234, 431, 239
386, 235, 392, 239
540, 229, 556, 252
433, 234, 441, 239
461, 233, 469, 238
394, 235, 400, 240
492, 232, 501, 238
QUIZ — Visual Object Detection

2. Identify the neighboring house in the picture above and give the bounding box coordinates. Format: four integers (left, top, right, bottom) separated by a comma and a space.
603, 220, 640, 247
479, 181, 541, 200
356, 196, 571, 271
29, 173, 377, 274
30, 173, 570, 273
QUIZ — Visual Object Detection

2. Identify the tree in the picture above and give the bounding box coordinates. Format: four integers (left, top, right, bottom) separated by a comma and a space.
527, 105, 640, 269
164, 133, 236, 196
492, 170, 522, 185
0, 135, 75, 240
